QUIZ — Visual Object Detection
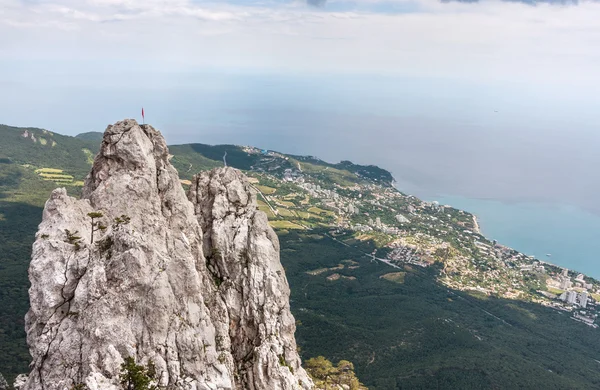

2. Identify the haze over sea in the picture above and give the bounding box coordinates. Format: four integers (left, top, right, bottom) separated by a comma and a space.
3, 0, 600, 277
2, 70, 599, 277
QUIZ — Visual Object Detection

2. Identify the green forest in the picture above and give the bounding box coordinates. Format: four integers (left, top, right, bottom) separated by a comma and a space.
1, 124, 600, 389
280, 229, 600, 389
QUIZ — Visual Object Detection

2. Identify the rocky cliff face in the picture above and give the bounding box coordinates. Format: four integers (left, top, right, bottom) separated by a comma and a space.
189, 168, 305, 390
23, 119, 311, 390
0, 372, 8, 390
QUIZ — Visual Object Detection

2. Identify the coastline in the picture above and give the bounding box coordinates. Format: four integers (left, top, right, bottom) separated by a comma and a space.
435, 195, 600, 279
472, 214, 481, 235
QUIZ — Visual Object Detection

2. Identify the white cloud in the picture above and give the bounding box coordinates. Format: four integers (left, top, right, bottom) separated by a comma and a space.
1, 0, 600, 86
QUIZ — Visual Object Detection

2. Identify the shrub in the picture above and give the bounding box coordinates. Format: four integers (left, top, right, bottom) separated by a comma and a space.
119, 357, 157, 390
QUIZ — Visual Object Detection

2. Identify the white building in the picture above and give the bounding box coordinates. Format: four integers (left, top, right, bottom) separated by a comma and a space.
560, 278, 573, 290
579, 291, 589, 308
395, 214, 410, 224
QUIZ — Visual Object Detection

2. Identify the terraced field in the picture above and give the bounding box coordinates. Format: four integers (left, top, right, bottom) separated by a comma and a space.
34, 168, 82, 186
269, 220, 305, 230
255, 185, 276, 194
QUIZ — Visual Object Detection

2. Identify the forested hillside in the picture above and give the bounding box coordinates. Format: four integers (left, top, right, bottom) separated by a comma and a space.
2, 124, 600, 389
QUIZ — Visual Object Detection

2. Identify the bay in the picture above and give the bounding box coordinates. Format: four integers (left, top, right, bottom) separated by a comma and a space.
431, 195, 600, 279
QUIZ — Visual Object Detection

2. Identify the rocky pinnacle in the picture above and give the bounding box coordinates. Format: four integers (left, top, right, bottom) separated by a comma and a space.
23, 119, 312, 390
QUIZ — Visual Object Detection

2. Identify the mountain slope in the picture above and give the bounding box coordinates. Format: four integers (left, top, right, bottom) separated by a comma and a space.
0, 125, 99, 181
2, 122, 600, 389
75, 131, 104, 142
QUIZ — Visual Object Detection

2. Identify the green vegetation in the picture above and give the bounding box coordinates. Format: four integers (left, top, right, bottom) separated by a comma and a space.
277, 208, 296, 218
354, 232, 395, 248
547, 287, 565, 295
35, 168, 63, 174
2, 125, 600, 390
119, 357, 157, 390
0, 164, 57, 383
277, 200, 295, 208
256, 199, 276, 218
87, 211, 106, 244
0, 125, 99, 181
381, 272, 406, 284
292, 159, 359, 188
288, 155, 395, 187
297, 211, 322, 220
335, 160, 394, 186
65, 229, 83, 250
506, 303, 538, 320
0, 125, 102, 383
308, 207, 335, 217
281, 230, 600, 389
169, 143, 266, 180
113, 215, 131, 228
269, 220, 305, 230
305, 356, 367, 390
168, 144, 222, 180
256, 185, 276, 194
35, 168, 79, 185
82, 148, 95, 165
75, 132, 103, 142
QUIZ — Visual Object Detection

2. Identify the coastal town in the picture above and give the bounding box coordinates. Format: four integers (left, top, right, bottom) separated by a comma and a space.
240, 146, 600, 328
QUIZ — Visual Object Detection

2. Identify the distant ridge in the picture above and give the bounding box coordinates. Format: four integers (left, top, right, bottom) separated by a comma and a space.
75, 131, 103, 142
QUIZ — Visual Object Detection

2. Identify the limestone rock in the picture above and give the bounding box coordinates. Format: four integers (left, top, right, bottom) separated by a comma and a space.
13, 374, 27, 390
0, 372, 8, 390
189, 167, 310, 389
23, 119, 312, 390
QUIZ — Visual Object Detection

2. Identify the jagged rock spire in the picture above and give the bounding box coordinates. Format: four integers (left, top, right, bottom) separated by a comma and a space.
189, 167, 307, 389
23, 119, 311, 390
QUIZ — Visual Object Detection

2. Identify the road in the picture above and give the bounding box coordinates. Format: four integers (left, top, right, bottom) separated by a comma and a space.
325, 233, 403, 269
250, 184, 277, 216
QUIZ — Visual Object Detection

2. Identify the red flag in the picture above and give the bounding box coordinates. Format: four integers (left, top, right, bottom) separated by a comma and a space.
142, 107, 145, 119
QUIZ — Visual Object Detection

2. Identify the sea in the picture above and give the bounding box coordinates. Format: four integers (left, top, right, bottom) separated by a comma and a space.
4, 70, 600, 278
428, 196, 600, 279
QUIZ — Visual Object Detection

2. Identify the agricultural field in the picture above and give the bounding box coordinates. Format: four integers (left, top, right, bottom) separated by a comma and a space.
297, 211, 323, 220
255, 185, 276, 194
277, 208, 297, 218
292, 159, 359, 187
256, 200, 276, 218
276, 200, 296, 208
35, 168, 80, 185
380, 272, 406, 284
547, 287, 565, 295
308, 207, 335, 217
269, 220, 305, 230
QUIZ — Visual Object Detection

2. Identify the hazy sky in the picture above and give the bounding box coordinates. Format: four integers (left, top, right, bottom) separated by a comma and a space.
2, 0, 600, 211
4, 0, 600, 80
